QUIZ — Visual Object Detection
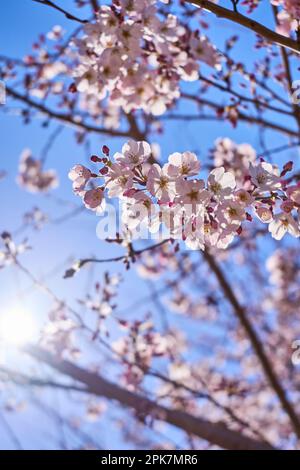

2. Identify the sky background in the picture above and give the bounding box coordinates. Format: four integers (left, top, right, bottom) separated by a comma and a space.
0, 0, 299, 449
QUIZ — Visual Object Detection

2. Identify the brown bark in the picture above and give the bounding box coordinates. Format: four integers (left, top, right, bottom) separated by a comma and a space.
203, 250, 300, 440
24, 345, 274, 450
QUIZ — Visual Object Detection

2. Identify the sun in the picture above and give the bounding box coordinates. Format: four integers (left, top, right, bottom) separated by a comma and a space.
0, 309, 37, 346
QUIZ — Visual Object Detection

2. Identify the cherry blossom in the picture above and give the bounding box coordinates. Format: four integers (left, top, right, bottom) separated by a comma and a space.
207, 167, 236, 199
268, 212, 300, 240
0, 232, 30, 269
83, 187, 106, 214
249, 161, 281, 192
115, 140, 151, 169
69, 164, 92, 195
17, 149, 58, 193
286, 183, 300, 205
212, 138, 256, 183
147, 164, 176, 203
3, 0, 300, 450
166, 151, 200, 178
72, 1, 221, 116
271, 0, 300, 36
71, 139, 300, 249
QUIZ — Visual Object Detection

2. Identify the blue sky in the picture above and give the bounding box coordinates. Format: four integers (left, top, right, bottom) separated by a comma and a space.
0, 0, 299, 449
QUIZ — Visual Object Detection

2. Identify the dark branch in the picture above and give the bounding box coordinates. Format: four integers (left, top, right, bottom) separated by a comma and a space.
24, 345, 274, 450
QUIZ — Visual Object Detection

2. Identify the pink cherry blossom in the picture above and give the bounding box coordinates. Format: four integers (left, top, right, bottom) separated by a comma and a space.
69, 164, 91, 194
18, 149, 58, 193
116, 140, 152, 169
255, 206, 273, 223
286, 184, 300, 205
207, 167, 236, 199
268, 212, 300, 240
105, 164, 133, 198
147, 163, 176, 203
249, 162, 281, 192
83, 188, 105, 213
166, 151, 200, 178
71, 139, 300, 248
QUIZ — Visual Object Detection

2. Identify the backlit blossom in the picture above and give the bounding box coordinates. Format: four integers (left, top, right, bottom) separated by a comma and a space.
268, 213, 300, 240
255, 206, 273, 223
69, 164, 91, 194
83, 188, 106, 214
147, 164, 176, 203
116, 140, 152, 169
71, 139, 300, 249
207, 167, 236, 199
166, 151, 200, 178
286, 184, 300, 205
17, 149, 58, 193
249, 162, 281, 192
72, 2, 221, 117
105, 164, 133, 198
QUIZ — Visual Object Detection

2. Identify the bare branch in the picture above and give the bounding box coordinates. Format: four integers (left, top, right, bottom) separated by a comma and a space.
64, 239, 171, 278
203, 250, 300, 439
185, 0, 300, 54
197, 73, 293, 117
89, 0, 99, 16
5, 86, 133, 138
0, 366, 87, 393
32, 0, 88, 24
271, 4, 300, 132
182, 93, 299, 137
24, 345, 274, 450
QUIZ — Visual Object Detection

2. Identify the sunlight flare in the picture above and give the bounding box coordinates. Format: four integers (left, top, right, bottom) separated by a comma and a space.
0, 309, 37, 346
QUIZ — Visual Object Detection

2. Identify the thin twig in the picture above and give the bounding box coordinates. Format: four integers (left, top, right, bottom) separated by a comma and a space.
186, 0, 300, 54
32, 0, 88, 24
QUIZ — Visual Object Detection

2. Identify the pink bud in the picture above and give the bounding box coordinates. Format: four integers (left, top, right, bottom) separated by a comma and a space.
68, 83, 77, 93
91, 155, 101, 162
100, 166, 109, 175
283, 161, 293, 172
102, 145, 110, 156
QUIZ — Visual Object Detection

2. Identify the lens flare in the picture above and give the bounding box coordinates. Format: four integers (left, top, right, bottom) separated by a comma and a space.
0, 310, 36, 346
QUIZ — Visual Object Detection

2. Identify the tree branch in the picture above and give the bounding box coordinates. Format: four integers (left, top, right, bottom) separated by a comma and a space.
23, 345, 274, 450
66, 239, 171, 277
0, 366, 87, 393
197, 73, 293, 117
5, 86, 132, 138
203, 250, 300, 439
186, 0, 300, 54
32, 0, 88, 24
89, 0, 99, 16
182, 93, 298, 137
271, 4, 300, 132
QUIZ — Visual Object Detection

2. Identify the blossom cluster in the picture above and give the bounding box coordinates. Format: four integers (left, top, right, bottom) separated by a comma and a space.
69, 139, 300, 249
265, 248, 300, 315
0, 232, 30, 269
40, 302, 78, 358
72, 0, 220, 116
17, 149, 58, 193
212, 137, 256, 184
271, 0, 300, 36
112, 319, 182, 388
